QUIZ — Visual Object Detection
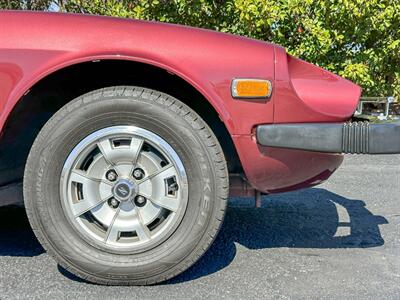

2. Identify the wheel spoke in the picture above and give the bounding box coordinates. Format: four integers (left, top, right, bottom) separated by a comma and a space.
70, 170, 113, 217
137, 165, 180, 212
135, 209, 152, 241
97, 137, 144, 166
70, 169, 102, 184
149, 195, 180, 212
130, 137, 144, 165
72, 197, 109, 217
70, 169, 112, 186
105, 208, 121, 243
97, 138, 114, 165
137, 165, 175, 185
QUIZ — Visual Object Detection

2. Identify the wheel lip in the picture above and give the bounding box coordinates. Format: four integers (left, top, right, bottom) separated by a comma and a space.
60, 125, 189, 254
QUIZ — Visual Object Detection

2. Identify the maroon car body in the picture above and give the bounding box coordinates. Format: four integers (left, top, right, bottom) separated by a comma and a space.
0, 11, 362, 193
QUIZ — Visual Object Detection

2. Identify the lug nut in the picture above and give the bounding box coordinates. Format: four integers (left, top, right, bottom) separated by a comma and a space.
133, 168, 145, 180
108, 198, 119, 209
106, 170, 118, 182
134, 195, 147, 207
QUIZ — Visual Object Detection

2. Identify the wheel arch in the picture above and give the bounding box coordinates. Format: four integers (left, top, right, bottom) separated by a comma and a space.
2, 54, 231, 126
0, 57, 241, 187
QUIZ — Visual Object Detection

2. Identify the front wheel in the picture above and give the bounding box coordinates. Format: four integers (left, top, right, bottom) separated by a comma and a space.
24, 86, 228, 285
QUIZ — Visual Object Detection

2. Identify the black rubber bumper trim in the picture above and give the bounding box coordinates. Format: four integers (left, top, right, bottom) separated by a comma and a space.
256, 121, 400, 154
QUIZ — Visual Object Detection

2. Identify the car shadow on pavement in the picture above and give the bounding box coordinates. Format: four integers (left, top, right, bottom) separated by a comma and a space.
0, 204, 43, 257
0, 187, 388, 284
168, 188, 388, 284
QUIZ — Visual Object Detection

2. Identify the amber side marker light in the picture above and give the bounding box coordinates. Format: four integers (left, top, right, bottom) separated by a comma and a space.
231, 79, 272, 99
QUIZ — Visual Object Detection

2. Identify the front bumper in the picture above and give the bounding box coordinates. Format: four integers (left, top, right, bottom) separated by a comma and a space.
256, 121, 400, 154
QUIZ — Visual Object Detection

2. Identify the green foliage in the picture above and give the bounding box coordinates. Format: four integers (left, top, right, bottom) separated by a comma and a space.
2, 1, 400, 97
0, 0, 52, 9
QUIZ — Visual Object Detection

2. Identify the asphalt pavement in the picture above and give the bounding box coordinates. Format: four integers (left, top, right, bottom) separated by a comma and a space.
0, 155, 399, 299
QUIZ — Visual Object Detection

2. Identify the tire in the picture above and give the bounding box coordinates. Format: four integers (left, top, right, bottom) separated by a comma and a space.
24, 86, 229, 285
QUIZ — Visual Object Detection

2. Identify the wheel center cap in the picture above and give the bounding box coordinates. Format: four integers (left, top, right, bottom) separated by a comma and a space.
113, 179, 136, 201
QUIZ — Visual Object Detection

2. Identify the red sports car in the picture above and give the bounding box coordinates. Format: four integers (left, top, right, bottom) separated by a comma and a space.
0, 11, 398, 285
